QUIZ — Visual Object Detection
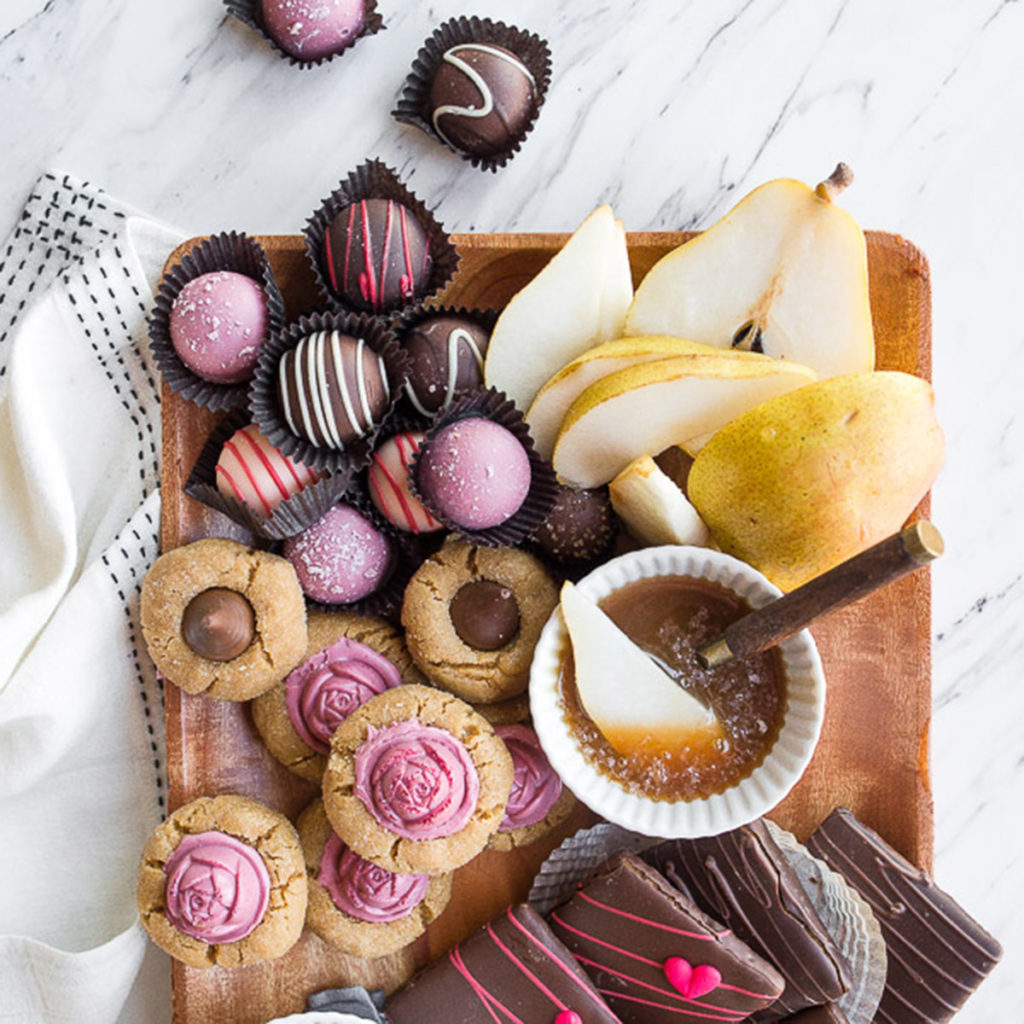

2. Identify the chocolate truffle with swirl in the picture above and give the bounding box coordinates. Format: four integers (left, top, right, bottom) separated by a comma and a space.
298, 799, 453, 958
251, 610, 425, 783
401, 314, 491, 417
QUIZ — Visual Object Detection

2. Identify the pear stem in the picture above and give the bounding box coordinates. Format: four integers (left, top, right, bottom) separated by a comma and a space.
815, 163, 854, 202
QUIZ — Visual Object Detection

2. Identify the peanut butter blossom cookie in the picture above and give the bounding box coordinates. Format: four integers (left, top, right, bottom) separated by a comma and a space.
298, 799, 452, 957
140, 537, 307, 701
251, 610, 424, 782
401, 538, 559, 704
323, 684, 513, 875
136, 794, 307, 968
487, 724, 575, 851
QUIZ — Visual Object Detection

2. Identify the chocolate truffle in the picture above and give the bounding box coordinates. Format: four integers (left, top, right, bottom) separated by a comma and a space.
276, 330, 390, 449
367, 431, 442, 534
429, 43, 537, 159
260, 0, 365, 61
169, 270, 266, 384
324, 199, 433, 313
416, 417, 531, 530
533, 484, 616, 564
449, 580, 520, 651
283, 503, 393, 604
402, 316, 490, 416
215, 423, 320, 516
181, 588, 256, 662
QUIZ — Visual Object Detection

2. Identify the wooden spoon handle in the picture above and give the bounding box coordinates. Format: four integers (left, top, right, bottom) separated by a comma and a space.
696, 521, 943, 668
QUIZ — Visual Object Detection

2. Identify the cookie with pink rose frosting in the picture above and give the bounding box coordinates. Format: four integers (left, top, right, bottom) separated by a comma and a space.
487, 724, 576, 852
136, 794, 306, 968
298, 799, 452, 957
251, 610, 425, 782
323, 684, 514, 875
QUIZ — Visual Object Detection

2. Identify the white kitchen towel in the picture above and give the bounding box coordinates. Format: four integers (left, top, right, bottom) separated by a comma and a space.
0, 172, 183, 1023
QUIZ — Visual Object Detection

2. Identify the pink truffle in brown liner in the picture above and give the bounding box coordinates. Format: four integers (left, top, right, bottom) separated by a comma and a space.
248, 311, 408, 476
186, 410, 352, 541
149, 232, 285, 411
302, 159, 459, 318
223, 0, 383, 69
409, 388, 558, 549
392, 16, 552, 172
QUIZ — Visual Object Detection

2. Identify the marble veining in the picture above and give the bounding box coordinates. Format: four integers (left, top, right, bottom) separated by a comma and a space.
0, 0, 1021, 1021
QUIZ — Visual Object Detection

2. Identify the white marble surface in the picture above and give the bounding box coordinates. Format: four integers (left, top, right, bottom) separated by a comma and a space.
1, 0, 1020, 1020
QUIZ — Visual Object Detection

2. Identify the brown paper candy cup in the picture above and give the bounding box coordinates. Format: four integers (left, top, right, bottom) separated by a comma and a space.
392, 16, 553, 172
303, 159, 459, 317
395, 305, 498, 420
408, 387, 559, 549
149, 232, 285, 411
248, 310, 408, 475
223, 0, 384, 69
185, 410, 352, 540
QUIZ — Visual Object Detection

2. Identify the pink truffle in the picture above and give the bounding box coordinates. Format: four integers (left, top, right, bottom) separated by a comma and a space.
260, 0, 366, 60
283, 503, 392, 604
416, 417, 531, 530
169, 271, 267, 385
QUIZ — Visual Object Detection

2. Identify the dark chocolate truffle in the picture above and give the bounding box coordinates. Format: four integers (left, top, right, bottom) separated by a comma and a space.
181, 588, 255, 662
403, 316, 490, 416
324, 199, 433, 313
428, 43, 537, 159
449, 580, 520, 651
276, 330, 390, 449
533, 484, 616, 563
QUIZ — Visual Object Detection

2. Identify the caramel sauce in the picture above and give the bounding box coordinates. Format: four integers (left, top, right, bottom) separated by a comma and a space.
559, 576, 786, 801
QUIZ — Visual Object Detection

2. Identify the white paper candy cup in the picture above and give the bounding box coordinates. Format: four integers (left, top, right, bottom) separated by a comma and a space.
529, 545, 826, 838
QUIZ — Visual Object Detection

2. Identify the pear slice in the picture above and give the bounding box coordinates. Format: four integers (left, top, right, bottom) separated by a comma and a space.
560, 581, 721, 755
625, 164, 874, 379
484, 206, 633, 414
553, 352, 817, 488
527, 336, 748, 459
609, 456, 710, 547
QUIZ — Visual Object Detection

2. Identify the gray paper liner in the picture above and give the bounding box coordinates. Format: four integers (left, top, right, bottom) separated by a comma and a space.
394, 305, 498, 420
149, 232, 285, 411
765, 820, 888, 1024
292, 485, 416, 623
302, 159, 460, 317
407, 387, 559, 549
527, 821, 663, 915
248, 311, 408, 475
223, 0, 384, 69
186, 410, 351, 540
392, 16, 553, 172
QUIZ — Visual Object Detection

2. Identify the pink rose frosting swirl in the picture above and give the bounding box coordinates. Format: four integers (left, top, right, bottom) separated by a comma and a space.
163, 831, 270, 944
317, 832, 429, 922
496, 724, 563, 831
354, 720, 479, 840
285, 637, 402, 755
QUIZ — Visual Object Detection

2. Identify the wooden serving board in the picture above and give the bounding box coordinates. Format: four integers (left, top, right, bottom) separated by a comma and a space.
161, 230, 932, 1024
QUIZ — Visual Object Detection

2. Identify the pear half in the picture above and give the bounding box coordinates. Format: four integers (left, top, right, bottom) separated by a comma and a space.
484, 206, 634, 414
526, 336, 756, 459
689, 371, 944, 591
552, 352, 817, 489
560, 581, 721, 756
625, 164, 874, 379
609, 455, 710, 547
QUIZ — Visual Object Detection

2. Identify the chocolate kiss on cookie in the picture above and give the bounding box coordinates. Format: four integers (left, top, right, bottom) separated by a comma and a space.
181, 588, 255, 662
449, 580, 520, 651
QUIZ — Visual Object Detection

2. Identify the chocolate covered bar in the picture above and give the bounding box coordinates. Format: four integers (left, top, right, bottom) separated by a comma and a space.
642, 820, 851, 1019
386, 903, 620, 1024
547, 852, 785, 1024
807, 807, 1002, 1024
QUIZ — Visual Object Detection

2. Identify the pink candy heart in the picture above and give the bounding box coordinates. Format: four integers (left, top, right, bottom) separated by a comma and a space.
554, 1012, 582, 1024
663, 956, 722, 999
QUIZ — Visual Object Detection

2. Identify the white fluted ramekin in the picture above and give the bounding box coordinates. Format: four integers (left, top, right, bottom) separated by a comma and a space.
529, 545, 826, 838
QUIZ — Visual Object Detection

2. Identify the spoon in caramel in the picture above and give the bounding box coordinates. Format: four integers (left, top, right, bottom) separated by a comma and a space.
696, 520, 943, 668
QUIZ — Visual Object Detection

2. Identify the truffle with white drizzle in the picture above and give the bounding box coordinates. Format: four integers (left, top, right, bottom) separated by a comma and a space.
276, 330, 390, 449
402, 315, 490, 416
